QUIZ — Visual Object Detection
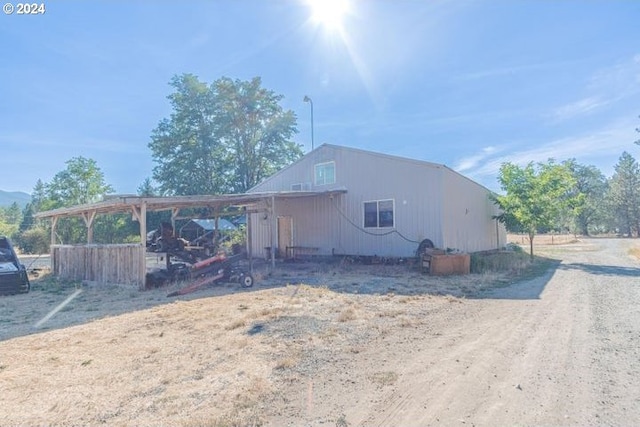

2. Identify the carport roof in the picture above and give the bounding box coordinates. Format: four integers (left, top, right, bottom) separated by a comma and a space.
33, 189, 347, 220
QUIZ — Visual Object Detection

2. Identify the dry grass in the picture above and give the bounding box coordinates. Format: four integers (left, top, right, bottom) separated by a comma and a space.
629, 247, 640, 260
507, 233, 578, 246
337, 307, 357, 322
274, 356, 298, 370
225, 318, 247, 330
376, 308, 406, 318
397, 316, 416, 328
369, 371, 399, 387
259, 307, 284, 319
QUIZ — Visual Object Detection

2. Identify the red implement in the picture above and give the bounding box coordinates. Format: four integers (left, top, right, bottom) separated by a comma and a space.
166, 272, 224, 297
192, 253, 227, 270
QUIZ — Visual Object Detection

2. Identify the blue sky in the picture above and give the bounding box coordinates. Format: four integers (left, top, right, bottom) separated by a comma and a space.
1, 0, 639, 195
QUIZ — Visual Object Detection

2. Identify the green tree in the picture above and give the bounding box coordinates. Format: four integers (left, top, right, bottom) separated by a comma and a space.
0, 203, 22, 240
4, 202, 22, 224
16, 226, 49, 254
149, 74, 302, 195
14, 202, 44, 253
150, 74, 224, 195
215, 76, 301, 193
563, 159, 608, 236
46, 157, 114, 208
493, 160, 577, 260
19, 203, 36, 233
30, 179, 47, 211
608, 151, 640, 236
137, 177, 158, 197
93, 214, 139, 244
39, 157, 114, 244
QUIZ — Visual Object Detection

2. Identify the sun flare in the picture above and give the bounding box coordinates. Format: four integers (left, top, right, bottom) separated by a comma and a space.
307, 0, 349, 30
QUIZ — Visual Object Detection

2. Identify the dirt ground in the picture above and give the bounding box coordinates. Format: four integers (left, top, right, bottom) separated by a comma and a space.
1, 238, 639, 426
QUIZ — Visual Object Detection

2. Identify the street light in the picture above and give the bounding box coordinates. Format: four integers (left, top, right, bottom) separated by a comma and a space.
303, 95, 314, 150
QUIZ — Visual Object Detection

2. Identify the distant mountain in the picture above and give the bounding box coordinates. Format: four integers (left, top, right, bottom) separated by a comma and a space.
0, 190, 31, 207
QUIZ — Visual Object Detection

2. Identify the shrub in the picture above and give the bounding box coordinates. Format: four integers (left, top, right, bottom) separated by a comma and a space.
15, 227, 50, 254
505, 242, 524, 253
470, 250, 530, 274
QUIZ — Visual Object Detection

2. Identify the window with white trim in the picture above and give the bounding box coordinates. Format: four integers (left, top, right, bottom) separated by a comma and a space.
314, 161, 335, 186
364, 199, 395, 228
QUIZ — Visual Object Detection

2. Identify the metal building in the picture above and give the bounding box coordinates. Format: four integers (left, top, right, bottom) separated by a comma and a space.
248, 144, 506, 258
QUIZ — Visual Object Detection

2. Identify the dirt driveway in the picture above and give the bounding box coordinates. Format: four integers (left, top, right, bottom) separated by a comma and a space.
351, 238, 640, 427
1, 239, 639, 426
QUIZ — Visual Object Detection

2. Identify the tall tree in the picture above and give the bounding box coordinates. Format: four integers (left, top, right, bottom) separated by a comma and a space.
30, 179, 47, 211
0, 203, 22, 240
493, 160, 577, 260
46, 157, 114, 208
41, 157, 114, 244
149, 74, 302, 195
19, 203, 35, 232
563, 159, 608, 236
608, 151, 640, 236
215, 77, 301, 193
137, 177, 158, 197
4, 202, 22, 225
150, 74, 224, 195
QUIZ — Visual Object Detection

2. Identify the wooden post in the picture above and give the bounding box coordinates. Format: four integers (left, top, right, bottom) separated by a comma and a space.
270, 195, 276, 270
171, 208, 179, 232
214, 214, 219, 246
50, 216, 58, 247
82, 211, 97, 243
50, 216, 58, 272
131, 202, 147, 290
246, 210, 253, 273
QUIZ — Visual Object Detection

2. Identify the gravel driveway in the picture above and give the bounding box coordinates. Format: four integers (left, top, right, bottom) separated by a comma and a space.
347, 238, 640, 426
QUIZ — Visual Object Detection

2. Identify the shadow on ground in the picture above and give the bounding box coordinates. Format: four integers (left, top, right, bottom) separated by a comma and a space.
473, 257, 561, 300
557, 262, 640, 277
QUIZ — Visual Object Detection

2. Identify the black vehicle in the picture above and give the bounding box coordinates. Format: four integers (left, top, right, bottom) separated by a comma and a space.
0, 236, 30, 295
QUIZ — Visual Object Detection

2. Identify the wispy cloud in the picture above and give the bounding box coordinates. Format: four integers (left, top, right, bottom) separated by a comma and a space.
458, 117, 638, 187
588, 54, 640, 93
455, 62, 559, 82
549, 54, 640, 123
454, 146, 502, 172
552, 96, 608, 122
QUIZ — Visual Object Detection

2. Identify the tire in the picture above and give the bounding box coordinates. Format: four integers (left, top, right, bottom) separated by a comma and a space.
172, 265, 191, 282
240, 274, 254, 288
415, 238, 435, 258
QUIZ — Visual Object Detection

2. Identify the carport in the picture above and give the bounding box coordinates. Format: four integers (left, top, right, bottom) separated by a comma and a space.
34, 190, 345, 289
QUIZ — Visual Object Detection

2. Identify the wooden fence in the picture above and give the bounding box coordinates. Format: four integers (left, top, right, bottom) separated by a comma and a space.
52, 244, 145, 289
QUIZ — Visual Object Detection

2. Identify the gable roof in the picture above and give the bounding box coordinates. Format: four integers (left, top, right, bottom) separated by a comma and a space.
250, 143, 494, 194
249, 143, 444, 192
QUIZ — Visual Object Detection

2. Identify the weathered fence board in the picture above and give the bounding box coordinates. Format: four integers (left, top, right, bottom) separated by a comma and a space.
52, 244, 145, 288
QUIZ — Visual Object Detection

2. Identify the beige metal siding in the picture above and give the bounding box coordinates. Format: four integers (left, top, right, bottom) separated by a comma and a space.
441, 168, 506, 252
330, 147, 444, 257
248, 195, 338, 257
249, 145, 504, 257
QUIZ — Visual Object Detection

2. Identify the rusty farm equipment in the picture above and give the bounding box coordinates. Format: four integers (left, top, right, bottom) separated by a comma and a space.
146, 250, 254, 297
